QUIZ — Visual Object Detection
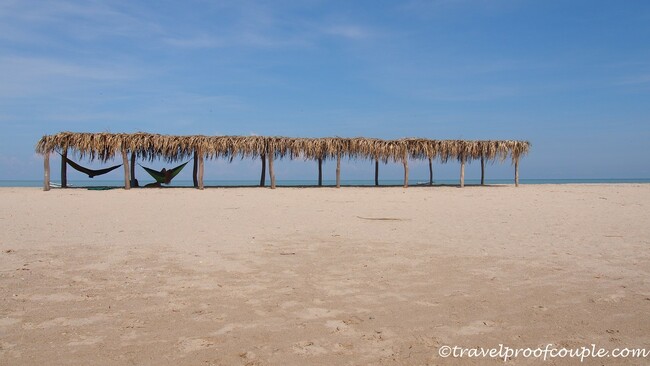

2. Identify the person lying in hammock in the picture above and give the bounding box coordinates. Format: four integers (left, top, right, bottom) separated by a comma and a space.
146, 168, 174, 187
161, 168, 173, 184
144, 169, 172, 187
140, 162, 189, 186
144, 168, 174, 188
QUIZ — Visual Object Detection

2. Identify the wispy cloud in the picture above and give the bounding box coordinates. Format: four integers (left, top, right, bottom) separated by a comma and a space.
414, 85, 521, 102
322, 24, 373, 40
163, 35, 223, 49
0, 0, 164, 43
617, 73, 650, 85
1, 0, 378, 54
0, 56, 145, 97
399, 0, 516, 18
0, 56, 137, 80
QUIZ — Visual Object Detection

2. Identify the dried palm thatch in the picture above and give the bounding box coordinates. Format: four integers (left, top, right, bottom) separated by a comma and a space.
37, 133, 530, 162
36, 132, 530, 189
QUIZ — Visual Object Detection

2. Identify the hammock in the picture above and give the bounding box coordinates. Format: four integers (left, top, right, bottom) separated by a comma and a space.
139, 161, 189, 184
60, 153, 122, 178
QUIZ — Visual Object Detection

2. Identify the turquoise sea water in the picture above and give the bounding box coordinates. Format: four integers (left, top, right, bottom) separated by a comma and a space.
1, 179, 649, 187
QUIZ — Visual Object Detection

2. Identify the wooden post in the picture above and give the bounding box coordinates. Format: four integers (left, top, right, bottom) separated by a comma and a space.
374, 159, 379, 186
335, 152, 341, 188
428, 157, 433, 186
61, 149, 67, 188
193, 151, 198, 188
460, 156, 465, 188
43, 153, 50, 191
514, 157, 520, 187
260, 154, 266, 187
481, 155, 485, 186
130, 151, 136, 187
318, 158, 323, 187
268, 152, 276, 189
403, 155, 409, 188
198, 152, 205, 190
122, 149, 130, 190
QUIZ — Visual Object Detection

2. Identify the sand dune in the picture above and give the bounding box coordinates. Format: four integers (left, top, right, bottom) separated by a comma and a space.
1, 184, 649, 365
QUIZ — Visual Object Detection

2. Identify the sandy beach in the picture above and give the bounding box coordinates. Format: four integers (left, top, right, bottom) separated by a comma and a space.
1, 184, 649, 365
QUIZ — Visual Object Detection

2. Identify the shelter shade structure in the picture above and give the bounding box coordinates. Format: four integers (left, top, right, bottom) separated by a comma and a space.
402, 154, 409, 188
130, 151, 137, 187
43, 152, 50, 191
374, 159, 379, 186
335, 153, 341, 188
36, 133, 530, 190
318, 158, 323, 187
121, 149, 130, 190
193, 151, 199, 188
460, 156, 466, 188
61, 149, 67, 188
260, 154, 266, 187
481, 155, 485, 186
198, 152, 205, 190
515, 157, 520, 187
268, 152, 276, 189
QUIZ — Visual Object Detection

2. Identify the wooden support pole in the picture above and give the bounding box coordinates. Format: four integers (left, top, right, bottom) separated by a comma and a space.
428, 157, 433, 186
403, 155, 409, 188
481, 155, 485, 186
460, 156, 465, 188
122, 149, 130, 190
335, 153, 341, 188
130, 151, 136, 187
318, 158, 323, 187
268, 152, 276, 189
193, 151, 198, 188
260, 154, 266, 187
198, 152, 205, 190
43, 153, 50, 191
514, 157, 520, 187
61, 149, 67, 188
374, 159, 379, 186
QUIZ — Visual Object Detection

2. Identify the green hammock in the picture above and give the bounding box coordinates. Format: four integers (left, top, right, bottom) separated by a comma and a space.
60, 153, 122, 178
139, 161, 189, 184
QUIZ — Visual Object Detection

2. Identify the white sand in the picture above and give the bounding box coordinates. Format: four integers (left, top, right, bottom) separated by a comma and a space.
1, 184, 649, 365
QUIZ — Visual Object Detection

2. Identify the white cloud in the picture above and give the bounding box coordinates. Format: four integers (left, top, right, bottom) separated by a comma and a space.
322, 25, 372, 40
416, 85, 521, 102
0, 56, 145, 97
0, 56, 136, 80
163, 35, 223, 49
617, 74, 650, 85
0, 0, 164, 43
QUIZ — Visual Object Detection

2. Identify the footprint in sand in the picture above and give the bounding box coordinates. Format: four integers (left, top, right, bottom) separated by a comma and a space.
332, 342, 354, 355
603, 291, 626, 303
212, 323, 258, 336
457, 320, 496, 335
292, 341, 328, 356
24, 314, 109, 329
325, 320, 350, 333
279, 300, 301, 309
0, 318, 21, 328
68, 335, 104, 346
342, 315, 364, 325
295, 307, 341, 320
177, 337, 216, 353
30, 292, 86, 302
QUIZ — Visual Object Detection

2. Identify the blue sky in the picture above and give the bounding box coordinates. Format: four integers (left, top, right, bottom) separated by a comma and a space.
1, 0, 649, 182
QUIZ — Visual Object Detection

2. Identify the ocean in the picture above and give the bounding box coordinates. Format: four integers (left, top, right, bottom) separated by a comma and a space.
1, 179, 649, 187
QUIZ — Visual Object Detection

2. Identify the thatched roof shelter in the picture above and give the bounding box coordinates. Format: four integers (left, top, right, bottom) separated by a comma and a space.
36, 132, 530, 190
